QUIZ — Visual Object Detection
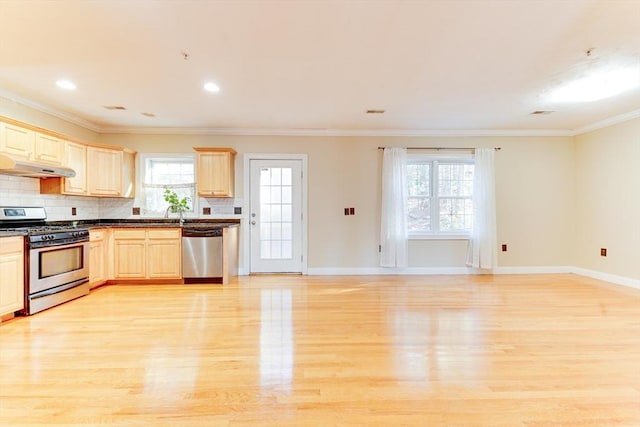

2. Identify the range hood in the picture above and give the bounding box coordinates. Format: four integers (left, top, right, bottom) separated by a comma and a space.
0, 154, 76, 178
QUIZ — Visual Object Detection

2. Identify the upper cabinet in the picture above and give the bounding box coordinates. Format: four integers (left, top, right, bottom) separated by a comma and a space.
0, 117, 136, 198
40, 142, 135, 198
87, 146, 122, 196
63, 141, 88, 195
34, 133, 64, 165
194, 147, 236, 198
0, 122, 63, 165
121, 149, 135, 198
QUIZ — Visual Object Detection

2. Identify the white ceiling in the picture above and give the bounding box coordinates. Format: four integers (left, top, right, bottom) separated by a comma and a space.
0, 0, 639, 135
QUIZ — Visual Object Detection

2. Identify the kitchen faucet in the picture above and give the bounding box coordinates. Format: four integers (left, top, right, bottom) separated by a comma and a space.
165, 206, 186, 225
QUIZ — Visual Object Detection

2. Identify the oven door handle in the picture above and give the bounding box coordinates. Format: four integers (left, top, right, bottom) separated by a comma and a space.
29, 277, 89, 300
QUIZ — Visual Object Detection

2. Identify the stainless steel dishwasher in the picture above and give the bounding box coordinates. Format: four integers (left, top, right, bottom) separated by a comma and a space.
182, 227, 223, 283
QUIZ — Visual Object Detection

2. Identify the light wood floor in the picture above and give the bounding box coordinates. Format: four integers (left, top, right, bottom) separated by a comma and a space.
1, 274, 640, 426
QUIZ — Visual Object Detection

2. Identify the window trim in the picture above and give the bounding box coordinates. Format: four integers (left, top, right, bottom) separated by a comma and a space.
136, 153, 197, 218
407, 153, 474, 240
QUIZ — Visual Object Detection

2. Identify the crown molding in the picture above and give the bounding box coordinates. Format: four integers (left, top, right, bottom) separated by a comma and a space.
99, 126, 575, 137
0, 89, 101, 133
573, 108, 640, 135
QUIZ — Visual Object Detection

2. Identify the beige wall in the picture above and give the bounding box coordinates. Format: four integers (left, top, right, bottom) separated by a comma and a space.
574, 117, 640, 280
7, 95, 636, 279
102, 133, 577, 270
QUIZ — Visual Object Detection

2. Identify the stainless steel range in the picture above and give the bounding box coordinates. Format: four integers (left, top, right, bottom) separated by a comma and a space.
0, 207, 90, 315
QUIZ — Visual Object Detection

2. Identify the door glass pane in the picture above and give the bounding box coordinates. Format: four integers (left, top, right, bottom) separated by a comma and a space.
259, 167, 294, 260
282, 168, 292, 185
282, 204, 292, 222
271, 186, 281, 203
282, 187, 292, 204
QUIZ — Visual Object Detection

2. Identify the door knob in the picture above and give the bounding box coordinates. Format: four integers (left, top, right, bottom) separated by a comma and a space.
251, 221, 256, 225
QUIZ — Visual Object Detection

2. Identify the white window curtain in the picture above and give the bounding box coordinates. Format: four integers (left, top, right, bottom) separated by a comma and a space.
380, 147, 408, 267
466, 148, 497, 269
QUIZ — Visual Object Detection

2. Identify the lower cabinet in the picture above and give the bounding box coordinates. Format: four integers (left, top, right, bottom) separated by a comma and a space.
147, 230, 182, 278
89, 229, 109, 288
0, 236, 24, 318
112, 228, 181, 280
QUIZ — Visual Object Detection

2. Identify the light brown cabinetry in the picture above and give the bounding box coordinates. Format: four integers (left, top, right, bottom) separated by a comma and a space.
0, 122, 34, 160
147, 229, 182, 278
194, 147, 236, 197
0, 236, 24, 318
0, 122, 64, 165
88, 146, 122, 196
34, 133, 64, 165
121, 149, 135, 198
41, 144, 135, 198
112, 228, 181, 280
64, 141, 89, 194
89, 229, 109, 288
112, 229, 147, 279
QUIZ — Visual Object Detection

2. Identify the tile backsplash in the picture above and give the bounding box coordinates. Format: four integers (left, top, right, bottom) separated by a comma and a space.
0, 175, 242, 221
0, 175, 99, 221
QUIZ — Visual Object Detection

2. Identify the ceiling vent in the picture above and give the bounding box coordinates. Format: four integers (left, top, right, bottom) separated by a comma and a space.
530, 110, 555, 115
103, 105, 127, 110
366, 109, 385, 114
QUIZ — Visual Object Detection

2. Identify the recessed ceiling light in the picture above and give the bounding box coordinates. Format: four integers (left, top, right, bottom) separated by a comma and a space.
204, 82, 220, 93
56, 79, 76, 90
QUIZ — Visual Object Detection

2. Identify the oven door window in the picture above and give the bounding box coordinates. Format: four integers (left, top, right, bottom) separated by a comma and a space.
39, 246, 84, 279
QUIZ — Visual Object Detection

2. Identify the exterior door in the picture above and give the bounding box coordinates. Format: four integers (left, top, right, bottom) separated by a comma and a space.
250, 159, 303, 273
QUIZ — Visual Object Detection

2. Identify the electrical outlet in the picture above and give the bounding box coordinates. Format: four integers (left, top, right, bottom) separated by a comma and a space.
344, 208, 350, 215
349, 207, 355, 215
600, 248, 607, 257
71, 207, 77, 216
203, 207, 211, 215
132, 207, 141, 215
501, 244, 507, 252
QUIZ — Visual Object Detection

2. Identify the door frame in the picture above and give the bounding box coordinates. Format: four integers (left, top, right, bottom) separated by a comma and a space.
243, 153, 308, 275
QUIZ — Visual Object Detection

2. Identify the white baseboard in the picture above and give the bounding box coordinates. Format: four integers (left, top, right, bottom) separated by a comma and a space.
571, 267, 640, 290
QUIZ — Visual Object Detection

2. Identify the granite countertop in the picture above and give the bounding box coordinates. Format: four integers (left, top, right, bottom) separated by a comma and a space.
0, 218, 241, 237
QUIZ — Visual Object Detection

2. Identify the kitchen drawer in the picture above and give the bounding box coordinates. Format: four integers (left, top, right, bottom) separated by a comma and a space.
89, 229, 105, 241
0, 236, 23, 254
147, 229, 181, 239
113, 229, 146, 239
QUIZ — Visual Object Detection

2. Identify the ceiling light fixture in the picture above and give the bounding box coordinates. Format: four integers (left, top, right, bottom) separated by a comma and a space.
204, 82, 220, 93
547, 60, 640, 103
530, 110, 555, 115
56, 79, 76, 90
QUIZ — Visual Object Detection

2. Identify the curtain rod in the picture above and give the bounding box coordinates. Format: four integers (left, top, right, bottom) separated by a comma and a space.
377, 146, 501, 151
